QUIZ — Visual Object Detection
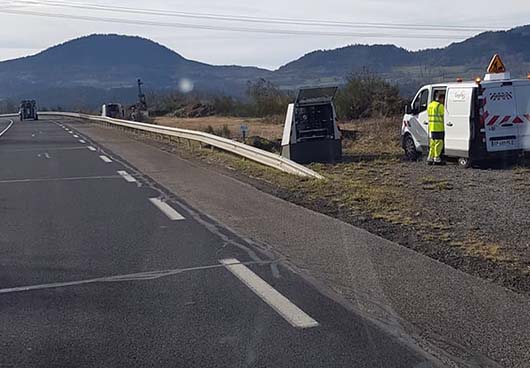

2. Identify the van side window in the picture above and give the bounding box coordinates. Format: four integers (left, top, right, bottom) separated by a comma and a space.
419, 90, 429, 112
413, 89, 429, 113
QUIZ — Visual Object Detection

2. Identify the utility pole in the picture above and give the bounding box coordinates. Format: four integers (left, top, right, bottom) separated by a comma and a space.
130, 78, 149, 121
137, 78, 147, 111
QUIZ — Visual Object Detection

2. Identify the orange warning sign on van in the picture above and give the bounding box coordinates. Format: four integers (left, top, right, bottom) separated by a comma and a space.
487, 54, 506, 74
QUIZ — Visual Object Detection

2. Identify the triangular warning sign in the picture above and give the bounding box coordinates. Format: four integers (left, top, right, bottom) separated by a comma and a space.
487, 54, 506, 74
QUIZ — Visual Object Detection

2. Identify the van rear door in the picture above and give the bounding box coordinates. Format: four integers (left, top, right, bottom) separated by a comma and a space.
444, 87, 473, 158
483, 83, 520, 152
513, 81, 530, 151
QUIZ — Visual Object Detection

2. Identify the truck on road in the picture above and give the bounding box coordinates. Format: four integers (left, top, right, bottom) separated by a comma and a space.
401, 55, 530, 166
19, 100, 38, 121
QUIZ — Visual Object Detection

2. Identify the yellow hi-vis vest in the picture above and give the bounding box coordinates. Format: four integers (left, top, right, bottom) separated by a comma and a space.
428, 101, 445, 133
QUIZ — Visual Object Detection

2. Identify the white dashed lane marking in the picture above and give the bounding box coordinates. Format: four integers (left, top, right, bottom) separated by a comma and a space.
79, 140, 86, 144
149, 198, 185, 221
87, 146, 97, 152
220, 258, 319, 329
99, 155, 112, 163
117, 171, 136, 183
73, 135, 79, 138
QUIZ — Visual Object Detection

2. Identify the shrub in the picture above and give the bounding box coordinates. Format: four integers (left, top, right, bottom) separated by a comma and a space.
204, 125, 215, 134
212, 125, 232, 138
245, 79, 293, 117
335, 71, 405, 120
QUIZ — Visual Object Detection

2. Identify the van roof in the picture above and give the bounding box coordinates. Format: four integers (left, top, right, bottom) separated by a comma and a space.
430, 82, 476, 89
423, 77, 530, 90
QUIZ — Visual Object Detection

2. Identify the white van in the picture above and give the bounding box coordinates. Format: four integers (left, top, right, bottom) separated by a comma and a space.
401, 75, 530, 166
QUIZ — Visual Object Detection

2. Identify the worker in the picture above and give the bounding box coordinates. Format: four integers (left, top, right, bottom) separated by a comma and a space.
427, 92, 446, 165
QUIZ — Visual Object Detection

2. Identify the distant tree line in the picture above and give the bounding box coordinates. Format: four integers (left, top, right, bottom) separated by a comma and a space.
124, 71, 406, 121
147, 79, 294, 119
36, 70, 405, 121
0, 72, 405, 120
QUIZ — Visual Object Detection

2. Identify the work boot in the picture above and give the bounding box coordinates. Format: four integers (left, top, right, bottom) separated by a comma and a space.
433, 157, 444, 165
427, 157, 434, 166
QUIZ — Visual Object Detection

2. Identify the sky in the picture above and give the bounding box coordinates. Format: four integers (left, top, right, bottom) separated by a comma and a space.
0, 0, 529, 70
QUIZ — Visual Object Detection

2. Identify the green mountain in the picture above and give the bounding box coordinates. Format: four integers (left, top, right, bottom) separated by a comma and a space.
0, 26, 529, 109
274, 25, 530, 94
0, 34, 272, 108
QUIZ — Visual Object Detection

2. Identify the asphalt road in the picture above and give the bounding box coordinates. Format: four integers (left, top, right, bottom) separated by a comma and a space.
0, 118, 441, 367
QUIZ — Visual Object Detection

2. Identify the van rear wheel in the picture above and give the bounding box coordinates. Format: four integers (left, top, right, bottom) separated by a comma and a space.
403, 135, 419, 161
458, 157, 471, 168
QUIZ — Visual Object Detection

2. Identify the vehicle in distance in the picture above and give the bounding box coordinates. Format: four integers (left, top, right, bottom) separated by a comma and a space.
101, 103, 125, 119
19, 100, 38, 121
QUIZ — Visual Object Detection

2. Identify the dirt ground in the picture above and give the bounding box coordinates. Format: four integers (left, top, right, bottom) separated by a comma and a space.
152, 115, 530, 294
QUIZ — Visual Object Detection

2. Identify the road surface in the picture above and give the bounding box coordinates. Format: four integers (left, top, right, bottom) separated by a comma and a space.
0, 118, 440, 367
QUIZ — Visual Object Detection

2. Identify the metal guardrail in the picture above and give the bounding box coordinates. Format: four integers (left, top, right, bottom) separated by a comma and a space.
39, 112, 324, 179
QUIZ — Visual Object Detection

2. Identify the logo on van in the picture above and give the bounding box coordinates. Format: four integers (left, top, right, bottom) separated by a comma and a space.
453, 91, 467, 102
489, 92, 513, 101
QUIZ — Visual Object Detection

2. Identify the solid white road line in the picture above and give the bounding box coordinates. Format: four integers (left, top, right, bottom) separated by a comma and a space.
79, 139, 86, 144
1, 146, 88, 153
99, 155, 112, 163
117, 170, 136, 183
220, 258, 319, 329
87, 146, 97, 151
0, 120, 14, 137
149, 198, 185, 221
0, 175, 121, 184
0, 262, 260, 295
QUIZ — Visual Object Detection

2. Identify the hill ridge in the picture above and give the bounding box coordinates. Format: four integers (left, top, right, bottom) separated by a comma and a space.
0, 27, 529, 108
